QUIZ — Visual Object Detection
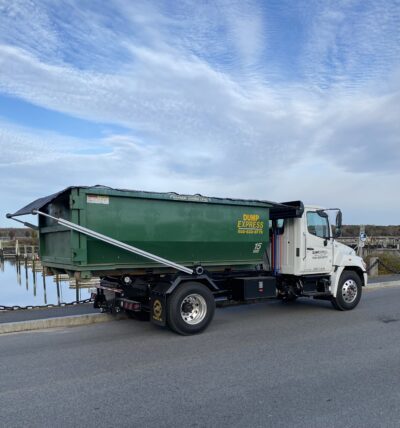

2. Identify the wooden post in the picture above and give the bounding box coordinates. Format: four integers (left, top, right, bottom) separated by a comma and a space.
358, 225, 365, 258
0, 241, 3, 270
42, 267, 47, 305
32, 257, 37, 295
369, 257, 379, 277
56, 275, 61, 305
76, 279, 80, 302
17, 257, 21, 286
25, 258, 29, 290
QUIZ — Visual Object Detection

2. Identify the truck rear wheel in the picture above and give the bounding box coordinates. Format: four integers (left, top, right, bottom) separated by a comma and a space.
167, 282, 215, 335
331, 271, 362, 311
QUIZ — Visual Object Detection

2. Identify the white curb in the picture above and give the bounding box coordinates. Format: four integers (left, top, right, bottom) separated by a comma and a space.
0, 313, 125, 335
366, 281, 400, 290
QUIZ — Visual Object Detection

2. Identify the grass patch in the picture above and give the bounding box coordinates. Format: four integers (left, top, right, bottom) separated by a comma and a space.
365, 253, 400, 275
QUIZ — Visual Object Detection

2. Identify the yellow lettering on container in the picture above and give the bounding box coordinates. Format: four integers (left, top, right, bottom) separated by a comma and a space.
237, 214, 264, 234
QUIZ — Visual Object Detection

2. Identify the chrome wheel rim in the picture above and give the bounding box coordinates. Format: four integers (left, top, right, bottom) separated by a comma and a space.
180, 294, 207, 325
342, 279, 358, 303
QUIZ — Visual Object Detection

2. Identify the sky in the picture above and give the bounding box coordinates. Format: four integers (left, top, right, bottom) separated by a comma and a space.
0, 0, 399, 226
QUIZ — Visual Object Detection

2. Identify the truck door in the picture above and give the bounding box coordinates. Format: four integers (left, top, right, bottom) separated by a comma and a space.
301, 210, 333, 274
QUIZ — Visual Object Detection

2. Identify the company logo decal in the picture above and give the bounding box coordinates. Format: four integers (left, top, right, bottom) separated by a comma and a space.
153, 299, 163, 321
237, 214, 264, 235
311, 250, 328, 260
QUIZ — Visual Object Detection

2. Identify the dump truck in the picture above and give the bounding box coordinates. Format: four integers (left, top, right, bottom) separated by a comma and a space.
7, 186, 367, 335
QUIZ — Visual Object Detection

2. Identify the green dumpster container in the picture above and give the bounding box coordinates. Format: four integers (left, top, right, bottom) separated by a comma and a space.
10, 186, 274, 277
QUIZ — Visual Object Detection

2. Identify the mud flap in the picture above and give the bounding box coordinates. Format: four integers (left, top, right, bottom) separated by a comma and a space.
150, 284, 169, 326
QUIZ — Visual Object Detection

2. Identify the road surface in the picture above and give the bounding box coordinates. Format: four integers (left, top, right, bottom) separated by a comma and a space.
1, 285, 399, 427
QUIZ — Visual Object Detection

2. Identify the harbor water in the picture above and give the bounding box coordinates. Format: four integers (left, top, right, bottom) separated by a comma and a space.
0, 258, 94, 307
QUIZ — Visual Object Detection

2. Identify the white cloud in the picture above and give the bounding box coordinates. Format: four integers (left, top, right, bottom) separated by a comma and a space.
0, 0, 60, 60
300, 0, 400, 88
0, 0, 399, 225
1, 113, 400, 226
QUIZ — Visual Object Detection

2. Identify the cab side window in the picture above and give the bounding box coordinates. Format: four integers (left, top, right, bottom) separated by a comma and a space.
307, 212, 329, 239
269, 219, 285, 236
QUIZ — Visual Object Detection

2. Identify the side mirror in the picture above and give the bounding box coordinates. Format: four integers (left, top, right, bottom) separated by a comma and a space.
334, 211, 342, 238
316, 210, 328, 218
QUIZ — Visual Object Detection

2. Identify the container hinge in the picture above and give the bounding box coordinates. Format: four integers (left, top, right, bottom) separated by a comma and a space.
70, 195, 85, 210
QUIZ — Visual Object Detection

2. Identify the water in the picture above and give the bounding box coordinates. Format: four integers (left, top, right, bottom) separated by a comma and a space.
0, 258, 95, 307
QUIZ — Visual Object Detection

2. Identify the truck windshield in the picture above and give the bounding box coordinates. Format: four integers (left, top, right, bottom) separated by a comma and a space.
307, 212, 329, 239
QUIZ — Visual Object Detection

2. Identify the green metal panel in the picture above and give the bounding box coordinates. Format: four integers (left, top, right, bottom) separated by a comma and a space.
38, 187, 271, 274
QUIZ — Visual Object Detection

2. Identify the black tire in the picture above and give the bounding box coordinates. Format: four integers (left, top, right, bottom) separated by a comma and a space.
331, 271, 362, 311
167, 282, 215, 335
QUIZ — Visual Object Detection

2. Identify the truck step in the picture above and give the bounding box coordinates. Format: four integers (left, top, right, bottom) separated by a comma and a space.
302, 292, 331, 298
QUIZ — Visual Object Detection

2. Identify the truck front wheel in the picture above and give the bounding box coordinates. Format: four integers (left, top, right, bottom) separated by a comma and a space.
167, 282, 215, 335
331, 271, 362, 311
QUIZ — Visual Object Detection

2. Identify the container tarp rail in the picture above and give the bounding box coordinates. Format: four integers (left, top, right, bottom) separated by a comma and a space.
33, 210, 193, 275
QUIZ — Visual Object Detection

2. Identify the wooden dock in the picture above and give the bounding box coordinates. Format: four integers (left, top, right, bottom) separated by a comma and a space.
0, 240, 38, 259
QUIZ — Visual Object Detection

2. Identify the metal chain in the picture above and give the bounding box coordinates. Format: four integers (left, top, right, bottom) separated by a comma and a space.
366, 259, 379, 273
0, 298, 94, 312
377, 259, 400, 275
366, 259, 400, 275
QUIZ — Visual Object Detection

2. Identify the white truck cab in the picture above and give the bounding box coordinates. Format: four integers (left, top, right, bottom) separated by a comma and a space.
269, 203, 367, 310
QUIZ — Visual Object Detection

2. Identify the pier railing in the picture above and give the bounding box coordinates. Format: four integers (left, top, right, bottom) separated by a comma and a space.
337, 236, 400, 250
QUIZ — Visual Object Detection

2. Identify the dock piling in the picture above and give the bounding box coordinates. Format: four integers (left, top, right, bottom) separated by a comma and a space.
42, 268, 47, 305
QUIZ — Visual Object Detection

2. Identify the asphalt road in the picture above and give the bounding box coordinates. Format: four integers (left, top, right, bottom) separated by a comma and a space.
369, 274, 400, 284
1, 285, 399, 428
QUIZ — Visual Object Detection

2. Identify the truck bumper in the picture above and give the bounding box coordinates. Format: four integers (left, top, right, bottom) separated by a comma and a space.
363, 272, 368, 286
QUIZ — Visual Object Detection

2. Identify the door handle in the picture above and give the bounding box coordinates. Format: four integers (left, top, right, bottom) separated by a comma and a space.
307, 247, 314, 250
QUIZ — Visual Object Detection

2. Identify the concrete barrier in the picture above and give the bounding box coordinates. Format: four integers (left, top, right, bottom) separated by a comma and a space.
0, 313, 126, 335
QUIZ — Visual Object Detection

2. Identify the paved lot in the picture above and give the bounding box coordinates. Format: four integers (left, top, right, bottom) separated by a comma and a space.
0, 285, 399, 428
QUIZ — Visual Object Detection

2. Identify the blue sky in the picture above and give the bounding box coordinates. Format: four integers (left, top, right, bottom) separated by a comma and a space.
0, 0, 399, 225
